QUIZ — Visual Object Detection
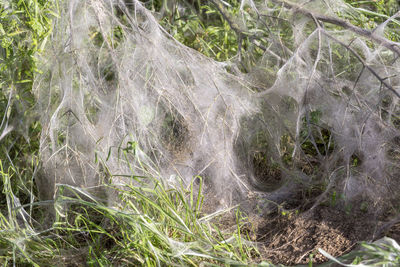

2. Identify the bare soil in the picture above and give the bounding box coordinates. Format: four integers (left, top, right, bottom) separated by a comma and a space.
208, 195, 400, 266
385, 222, 400, 243
246, 205, 375, 265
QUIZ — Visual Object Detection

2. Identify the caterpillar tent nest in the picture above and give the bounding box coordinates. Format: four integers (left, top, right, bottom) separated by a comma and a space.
34, 0, 400, 246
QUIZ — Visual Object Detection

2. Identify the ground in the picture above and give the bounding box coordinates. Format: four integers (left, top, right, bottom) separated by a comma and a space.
210, 193, 400, 266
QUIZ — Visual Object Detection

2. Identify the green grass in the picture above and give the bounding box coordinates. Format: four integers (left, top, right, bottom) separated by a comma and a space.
0, 160, 261, 266
319, 237, 400, 266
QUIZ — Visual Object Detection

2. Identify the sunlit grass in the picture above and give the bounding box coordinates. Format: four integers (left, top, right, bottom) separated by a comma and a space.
0, 158, 261, 266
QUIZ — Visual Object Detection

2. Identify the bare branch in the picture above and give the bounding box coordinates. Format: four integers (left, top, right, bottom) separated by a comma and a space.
272, 0, 400, 56
323, 30, 400, 98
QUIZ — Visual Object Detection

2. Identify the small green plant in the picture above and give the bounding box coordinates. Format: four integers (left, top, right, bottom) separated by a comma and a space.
308, 252, 314, 266
330, 191, 337, 207
360, 201, 368, 213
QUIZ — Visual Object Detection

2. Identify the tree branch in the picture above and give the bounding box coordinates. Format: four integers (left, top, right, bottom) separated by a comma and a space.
322, 30, 400, 98
272, 0, 400, 57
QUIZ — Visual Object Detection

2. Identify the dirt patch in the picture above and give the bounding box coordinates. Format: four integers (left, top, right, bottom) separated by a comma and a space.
202, 189, 399, 266
385, 222, 400, 243
241, 205, 376, 266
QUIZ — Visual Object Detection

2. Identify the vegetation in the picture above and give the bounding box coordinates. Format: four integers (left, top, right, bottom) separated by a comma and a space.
1, 0, 399, 266
1, 164, 259, 265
